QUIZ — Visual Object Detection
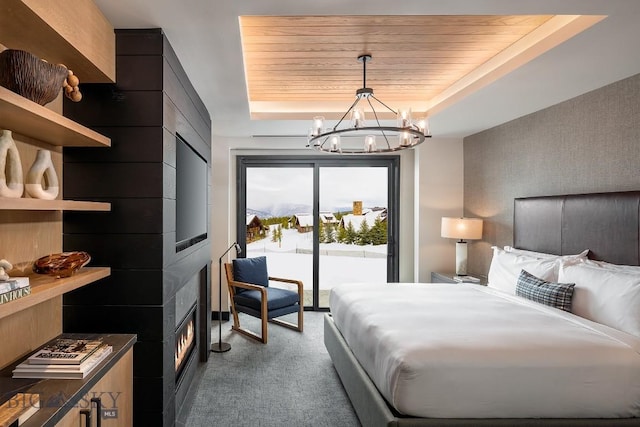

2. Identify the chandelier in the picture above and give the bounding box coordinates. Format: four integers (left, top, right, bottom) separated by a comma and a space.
307, 54, 431, 154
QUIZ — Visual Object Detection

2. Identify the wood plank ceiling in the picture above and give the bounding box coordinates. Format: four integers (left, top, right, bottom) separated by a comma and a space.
239, 15, 601, 120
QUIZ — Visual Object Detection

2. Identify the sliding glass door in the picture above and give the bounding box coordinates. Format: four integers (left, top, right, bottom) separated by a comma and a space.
317, 167, 389, 308
237, 156, 399, 310
243, 166, 315, 306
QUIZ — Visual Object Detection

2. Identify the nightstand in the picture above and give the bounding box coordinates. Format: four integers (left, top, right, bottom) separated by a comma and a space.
431, 271, 486, 285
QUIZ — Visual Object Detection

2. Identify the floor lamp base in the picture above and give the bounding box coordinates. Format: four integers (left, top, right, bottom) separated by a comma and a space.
211, 341, 231, 353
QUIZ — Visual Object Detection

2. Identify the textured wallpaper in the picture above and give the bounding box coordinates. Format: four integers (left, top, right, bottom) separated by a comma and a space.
464, 72, 640, 276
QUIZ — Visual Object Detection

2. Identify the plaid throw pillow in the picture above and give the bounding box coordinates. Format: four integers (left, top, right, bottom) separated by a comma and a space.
516, 269, 575, 312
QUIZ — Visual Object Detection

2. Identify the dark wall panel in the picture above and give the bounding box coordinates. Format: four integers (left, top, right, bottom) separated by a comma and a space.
64, 234, 164, 269
115, 28, 164, 56
65, 127, 165, 163
63, 29, 212, 427
64, 163, 164, 198
63, 270, 164, 306
64, 198, 164, 234
63, 87, 164, 127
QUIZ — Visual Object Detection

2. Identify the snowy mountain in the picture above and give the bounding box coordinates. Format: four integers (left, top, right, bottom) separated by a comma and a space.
247, 203, 312, 218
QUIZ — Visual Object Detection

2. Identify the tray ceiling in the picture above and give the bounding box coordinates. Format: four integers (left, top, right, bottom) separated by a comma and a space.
240, 14, 604, 120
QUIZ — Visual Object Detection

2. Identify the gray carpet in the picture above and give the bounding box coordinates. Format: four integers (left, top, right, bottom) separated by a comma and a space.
183, 312, 361, 427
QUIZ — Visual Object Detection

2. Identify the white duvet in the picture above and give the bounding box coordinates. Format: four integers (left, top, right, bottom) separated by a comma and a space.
329, 283, 640, 418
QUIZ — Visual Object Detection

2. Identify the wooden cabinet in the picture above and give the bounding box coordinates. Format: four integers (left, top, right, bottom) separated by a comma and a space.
56, 348, 133, 427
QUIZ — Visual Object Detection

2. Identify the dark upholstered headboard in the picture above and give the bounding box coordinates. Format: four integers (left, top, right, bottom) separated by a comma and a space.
513, 191, 640, 266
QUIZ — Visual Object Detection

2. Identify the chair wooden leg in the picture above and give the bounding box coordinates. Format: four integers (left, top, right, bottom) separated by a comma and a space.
298, 304, 303, 332
231, 305, 240, 330
270, 304, 303, 333
261, 293, 268, 344
231, 324, 266, 343
229, 303, 267, 343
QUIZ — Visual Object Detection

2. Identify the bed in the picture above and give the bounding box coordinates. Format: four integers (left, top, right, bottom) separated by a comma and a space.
324, 191, 640, 426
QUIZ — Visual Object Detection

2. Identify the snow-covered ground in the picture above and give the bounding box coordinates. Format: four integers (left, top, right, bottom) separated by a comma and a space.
246, 228, 386, 291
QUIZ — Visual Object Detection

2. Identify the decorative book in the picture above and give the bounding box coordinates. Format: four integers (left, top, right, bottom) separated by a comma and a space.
0, 286, 31, 305
0, 277, 29, 295
27, 338, 104, 365
0, 393, 39, 427
13, 346, 112, 380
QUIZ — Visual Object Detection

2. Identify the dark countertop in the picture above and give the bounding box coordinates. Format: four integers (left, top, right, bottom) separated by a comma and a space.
0, 333, 136, 426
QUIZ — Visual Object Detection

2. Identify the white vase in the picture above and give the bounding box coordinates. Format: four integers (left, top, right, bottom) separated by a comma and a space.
25, 149, 59, 200
0, 129, 24, 198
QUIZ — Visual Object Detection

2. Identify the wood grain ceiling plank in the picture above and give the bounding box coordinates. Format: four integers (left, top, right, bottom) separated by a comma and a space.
240, 25, 544, 37
244, 56, 495, 65
245, 50, 498, 59
245, 63, 478, 72
240, 15, 553, 27
246, 70, 469, 78
241, 42, 512, 52
241, 34, 527, 44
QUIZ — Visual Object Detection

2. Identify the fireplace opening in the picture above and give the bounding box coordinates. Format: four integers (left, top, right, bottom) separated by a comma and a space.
175, 303, 197, 384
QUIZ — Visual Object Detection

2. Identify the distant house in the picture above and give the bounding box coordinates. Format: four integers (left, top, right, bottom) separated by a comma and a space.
291, 211, 339, 233
339, 207, 387, 231
246, 214, 264, 242
291, 213, 313, 233
320, 212, 339, 225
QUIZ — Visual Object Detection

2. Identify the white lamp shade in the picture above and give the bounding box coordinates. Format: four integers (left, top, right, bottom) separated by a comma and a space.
441, 217, 483, 241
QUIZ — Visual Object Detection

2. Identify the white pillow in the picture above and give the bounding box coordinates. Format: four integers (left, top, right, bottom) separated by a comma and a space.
580, 258, 640, 274
488, 247, 560, 295
504, 246, 589, 260
559, 260, 640, 337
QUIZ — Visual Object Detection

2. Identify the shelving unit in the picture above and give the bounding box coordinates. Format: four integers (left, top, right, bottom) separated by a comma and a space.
0, 2, 132, 425
0, 267, 111, 321
0, 86, 110, 148
0, 0, 114, 377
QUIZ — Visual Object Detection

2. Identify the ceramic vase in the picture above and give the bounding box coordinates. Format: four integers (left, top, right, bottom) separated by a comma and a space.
0, 129, 24, 198
25, 149, 59, 200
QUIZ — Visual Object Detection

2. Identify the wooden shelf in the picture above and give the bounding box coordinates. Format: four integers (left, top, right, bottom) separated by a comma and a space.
0, 198, 110, 211
0, 0, 115, 83
0, 86, 110, 148
0, 267, 111, 321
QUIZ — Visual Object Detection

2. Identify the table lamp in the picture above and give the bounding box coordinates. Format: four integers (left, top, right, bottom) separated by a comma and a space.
441, 217, 483, 275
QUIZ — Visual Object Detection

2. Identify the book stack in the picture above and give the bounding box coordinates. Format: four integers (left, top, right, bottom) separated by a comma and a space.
12, 338, 112, 380
453, 275, 481, 283
0, 277, 30, 305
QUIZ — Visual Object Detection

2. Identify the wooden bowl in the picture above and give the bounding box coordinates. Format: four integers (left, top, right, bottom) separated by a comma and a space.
0, 49, 68, 106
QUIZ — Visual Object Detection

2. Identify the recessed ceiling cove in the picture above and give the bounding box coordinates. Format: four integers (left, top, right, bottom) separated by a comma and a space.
239, 14, 605, 120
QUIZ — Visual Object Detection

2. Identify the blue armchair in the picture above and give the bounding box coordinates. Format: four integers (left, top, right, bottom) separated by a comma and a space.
224, 256, 303, 343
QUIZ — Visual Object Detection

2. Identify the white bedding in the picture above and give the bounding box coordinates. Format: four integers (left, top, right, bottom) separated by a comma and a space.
329, 282, 640, 419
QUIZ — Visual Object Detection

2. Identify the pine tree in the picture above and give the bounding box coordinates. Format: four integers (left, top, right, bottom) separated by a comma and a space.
357, 219, 370, 245
337, 224, 347, 243
371, 217, 387, 245
276, 225, 282, 248
345, 222, 357, 244
325, 224, 335, 243
318, 222, 326, 243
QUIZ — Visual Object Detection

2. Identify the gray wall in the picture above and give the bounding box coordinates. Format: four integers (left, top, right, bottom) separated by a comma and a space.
464, 72, 640, 276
